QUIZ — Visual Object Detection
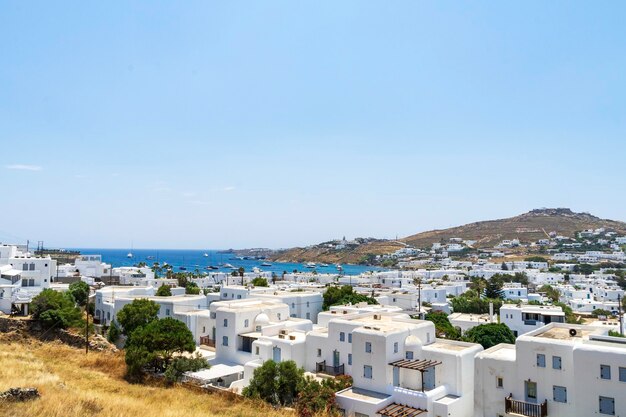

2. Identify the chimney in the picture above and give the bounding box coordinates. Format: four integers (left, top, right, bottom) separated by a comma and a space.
489, 302, 494, 323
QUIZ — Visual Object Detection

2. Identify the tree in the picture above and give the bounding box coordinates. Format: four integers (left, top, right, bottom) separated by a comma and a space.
156, 284, 172, 297
68, 281, 90, 306
164, 353, 209, 383
424, 311, 460, 340
31, 289, 82, 329
107, 321, 121, 343
538, 285, 560, 303
463, 323, 516, 349
501, 262, 508, 271
296, 375, 352, 417
524, 256, 548, 263
591, 309, 613, 318
185, 282, 200, 295
251, 277, 269, 287
450, 292, 503, 315
116, 298, 160, 337
125, 317, 196, 377
238, 267, 245, 285
484, 277, 504, 299
322, 285, 378, 310
573, 263, 595, 275
242, 360, 305, 406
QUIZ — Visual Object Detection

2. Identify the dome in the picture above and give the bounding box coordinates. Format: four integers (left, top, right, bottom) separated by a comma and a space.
254, 313, 270, 326
404, 335, 423, 351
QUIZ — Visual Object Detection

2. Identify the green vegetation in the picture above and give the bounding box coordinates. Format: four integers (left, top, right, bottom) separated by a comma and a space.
573, 263, 594, 275
31, 288, 83, 330
524, 256, 548, 263
609, 330, 625, 338
424, 311, 460, 340
591, 309, 613, 318
116, 298, 160, 337
156, 284, 172, 296
243, 360, 304, 406
185, 282, 201, 295
296, 375, 352, 417
463, 323, 516, 349
450, 290, 503, 314
484, 276, 504, 299
251, 277, 269, 287
125, 317, 196, 380
68, 280, 90, 306
322, 285, 378, 310
553, 302, 582, 324
107, 321, 121, 343
164, 353, 210, 383
538, 285, 560, 303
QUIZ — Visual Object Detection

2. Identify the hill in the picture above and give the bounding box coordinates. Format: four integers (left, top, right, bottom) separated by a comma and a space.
402, 208, 626, 249
0, 331, 290, 417
269, 239, 407, 265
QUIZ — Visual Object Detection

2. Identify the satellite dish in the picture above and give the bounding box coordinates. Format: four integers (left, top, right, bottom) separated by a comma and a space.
569, 328, 577, 337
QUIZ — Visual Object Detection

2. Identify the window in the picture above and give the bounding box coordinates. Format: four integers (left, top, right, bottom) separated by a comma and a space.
306, 312, 310, 319
210, 312, 216, 319
537, 354, 546, 368
292, 303, 295, 308
427, 332, 431, 343
365, 342, 371, 353
406, 351, 414, 360
348, 353, 352, 365
223, 293, 227, 298
496, 377, 503, 388
394, 342, 399, 353
166, 309, 170, 316
256, 325, 261, 331
601, 365, 611, 380
619, 367, 626, 382
552, 356, 562, 370
277, 313, 281, 320
202, 326, 206, 333
553, 386, 567, 403
348, 333, 352, 343
340, 332, 345, 342
29, 263, 35, 271
255, 346, 260, 355
599, 396, 615, 415
223, 318, 228, 327
237, 295, 242, 299
306, 301, 310, 307
317, 349, 322, 357
364, 365, 372, 379
244, 319, 249, 327
22, 264, 27, 271
222, 336, 229, 346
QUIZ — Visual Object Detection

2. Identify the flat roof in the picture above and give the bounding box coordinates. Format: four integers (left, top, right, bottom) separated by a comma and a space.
336, 387, 390, 404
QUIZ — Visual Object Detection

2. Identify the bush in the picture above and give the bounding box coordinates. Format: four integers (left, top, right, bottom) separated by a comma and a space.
156, 285, 172, 297
463, 323, 516, 349
68, 281, 90, 306
164, 353, 209, 383
243, 360, 305, 406
323, 286, 377, 310
107, 321, 121, 343
425, 311, 460, 340
31, 289, 83, 330
116, 299, 160, 337
251, 277, 269, 287
591, 309, 613, 318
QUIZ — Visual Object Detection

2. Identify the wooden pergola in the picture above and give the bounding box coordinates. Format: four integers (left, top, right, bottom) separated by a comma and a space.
389, 359, 442, 392
378, 403, 426, 417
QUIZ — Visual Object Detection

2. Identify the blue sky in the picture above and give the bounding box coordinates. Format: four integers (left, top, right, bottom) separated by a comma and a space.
1, 1, 625, 249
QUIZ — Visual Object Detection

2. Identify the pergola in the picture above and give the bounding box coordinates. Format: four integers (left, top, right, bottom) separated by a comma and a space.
378, 403, 426, 417
389, 359, 442, 392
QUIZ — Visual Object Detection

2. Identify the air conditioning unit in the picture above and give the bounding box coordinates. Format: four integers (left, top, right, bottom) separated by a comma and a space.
280, 329, 288, 335
279, 334, 285, 339
289, 335, 296, 340
374, 314, 380, 320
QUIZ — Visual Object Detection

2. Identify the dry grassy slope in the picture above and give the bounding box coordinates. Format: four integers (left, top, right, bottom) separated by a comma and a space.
0, 336, 291, 417
402, 208, 626, 249
271, 240, 407, 264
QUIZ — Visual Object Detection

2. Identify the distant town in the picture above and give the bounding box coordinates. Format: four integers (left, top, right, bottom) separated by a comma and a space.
2, 209, 626, 417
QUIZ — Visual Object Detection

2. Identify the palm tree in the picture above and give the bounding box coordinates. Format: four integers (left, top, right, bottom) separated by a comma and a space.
238, 267, 245, 286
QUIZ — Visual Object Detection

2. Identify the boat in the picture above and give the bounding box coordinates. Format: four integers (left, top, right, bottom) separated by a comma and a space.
305, 262, 316, 268
179, 266, 187, 271
127, 252, 133, 258
206, 266, 219, 270
146, 255, 155, 260
252, 267, 261, 274
223, 263, 235, 269
203, 253, 209, 257
336, 264, 343, 270
261, 262, 272, 267
320, 263, 329, 267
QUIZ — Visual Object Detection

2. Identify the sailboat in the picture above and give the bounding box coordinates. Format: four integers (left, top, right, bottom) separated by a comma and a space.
127, 242, 134, 258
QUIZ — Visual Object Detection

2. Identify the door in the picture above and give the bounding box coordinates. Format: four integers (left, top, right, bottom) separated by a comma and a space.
525, 380, 537, 403
273, 346, 282, 362
393, 366, 400, 387
333, 350, 340, 367
423, 366, 435, 390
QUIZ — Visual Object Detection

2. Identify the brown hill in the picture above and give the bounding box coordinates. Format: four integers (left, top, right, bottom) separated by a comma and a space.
402, 208, 626, 249
270, 240, 407, 265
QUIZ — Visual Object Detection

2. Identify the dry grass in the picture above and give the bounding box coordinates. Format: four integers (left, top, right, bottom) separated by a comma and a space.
0, 339, 291, 417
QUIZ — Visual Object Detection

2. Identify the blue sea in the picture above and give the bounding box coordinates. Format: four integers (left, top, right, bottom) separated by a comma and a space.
70, 248, 384, 276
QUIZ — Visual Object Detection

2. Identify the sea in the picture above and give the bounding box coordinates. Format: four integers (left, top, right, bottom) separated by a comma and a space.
70, 248, 385, 276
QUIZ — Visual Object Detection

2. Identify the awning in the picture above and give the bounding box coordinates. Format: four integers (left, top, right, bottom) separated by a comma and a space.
1, 270, 21, 277
378, 403, 426, 417
186, 364, 244, 381
389, 359, 442, 371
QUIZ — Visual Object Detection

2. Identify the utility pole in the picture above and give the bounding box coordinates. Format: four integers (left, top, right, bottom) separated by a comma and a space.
619, 295, 624, 337
85, 305, 89, 354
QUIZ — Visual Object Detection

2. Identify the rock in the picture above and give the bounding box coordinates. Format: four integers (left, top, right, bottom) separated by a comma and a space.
0, 387, 40, 402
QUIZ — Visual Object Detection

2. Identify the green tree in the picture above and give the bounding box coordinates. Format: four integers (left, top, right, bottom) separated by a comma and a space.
107, 321, 121, 344
31, 289, 82, 329
251, 277, 269, 287
322, 285, 377, 310
243, 360, 305, 406
591, 309, 613, 318
163, 353, 209, 383
116, 298, 160, 336
484, 277, 504, 299
125, 317, 196, 377
573, 263, 595, 275
501, 262, 508, 271
424, 311, 460, 340
185, 282, 201, 295
68, 281, 90, 306
296, 375, 352, 417
463, 323, 516, 349
539, 285, 560, 303
156, 284, 172, 297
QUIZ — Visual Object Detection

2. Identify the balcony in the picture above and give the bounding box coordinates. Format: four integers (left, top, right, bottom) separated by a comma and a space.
316, 360, 345, 376
199, 336, 216, 348
505, 395, 547, 417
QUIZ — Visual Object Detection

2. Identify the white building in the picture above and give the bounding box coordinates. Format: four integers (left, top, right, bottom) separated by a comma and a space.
475, 323, 626, 417
500, 304, 565, 337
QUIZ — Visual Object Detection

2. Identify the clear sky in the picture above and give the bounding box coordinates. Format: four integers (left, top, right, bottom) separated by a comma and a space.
1, 1, 625, 249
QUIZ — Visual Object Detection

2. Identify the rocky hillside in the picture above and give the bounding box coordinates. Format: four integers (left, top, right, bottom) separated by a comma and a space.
402, 208, 626, 249
269, 240, 407, 264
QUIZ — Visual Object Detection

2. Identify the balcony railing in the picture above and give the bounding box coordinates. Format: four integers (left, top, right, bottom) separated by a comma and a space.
505, 395, 547, 417
199, 336, 216, 347
316, 360, 345, 376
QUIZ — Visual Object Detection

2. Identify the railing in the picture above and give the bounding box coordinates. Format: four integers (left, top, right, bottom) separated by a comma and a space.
316, 361, 345, 376
199, 336, 216, 347
505, 395, 548, 417
523, 320, 538, 326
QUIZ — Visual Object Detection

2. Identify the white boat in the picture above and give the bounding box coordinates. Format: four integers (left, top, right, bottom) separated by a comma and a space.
305, 262, 316, 268
320, 263, 329, 267
224, 263, 235, 269
252, 267, 261, 274
127, 252, 133, 258
261, 262, 272, 267
203, 253, 209, 257
336, 264, 343, 270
